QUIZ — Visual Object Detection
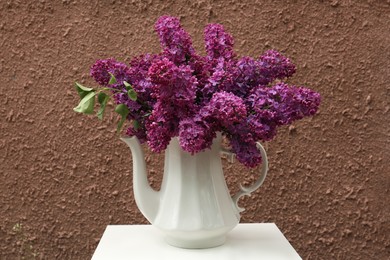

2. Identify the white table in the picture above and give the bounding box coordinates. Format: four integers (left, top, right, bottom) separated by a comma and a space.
92, 224, 301, 260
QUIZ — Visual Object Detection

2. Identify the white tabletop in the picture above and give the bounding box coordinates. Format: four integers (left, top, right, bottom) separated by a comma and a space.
92, 223, 301, 260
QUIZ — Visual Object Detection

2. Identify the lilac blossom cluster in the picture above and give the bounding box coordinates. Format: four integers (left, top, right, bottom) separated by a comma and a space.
89, 16, 321, 168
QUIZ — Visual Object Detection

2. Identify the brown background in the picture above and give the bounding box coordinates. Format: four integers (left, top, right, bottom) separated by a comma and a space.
1, 0, 389, 259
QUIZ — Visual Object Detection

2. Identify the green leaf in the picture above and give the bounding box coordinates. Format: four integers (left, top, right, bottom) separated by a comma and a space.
115, 103, 129, 116
127, 89, 137, 101
123, 81, 137, 101
73, 91, 96, 114
97, 92, 110, 120
133, 120, 140, 130
75, 82, 93, 92
123, 81, 132, 90
108, 73, 117, 84
98, 92, 107, 104
74, 82, 94, 99
117, 117, 126, 134
142, 112, 151, 118
115, 104, 129, 134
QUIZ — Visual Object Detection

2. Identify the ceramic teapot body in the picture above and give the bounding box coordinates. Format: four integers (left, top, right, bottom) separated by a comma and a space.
121, 133, 268, 248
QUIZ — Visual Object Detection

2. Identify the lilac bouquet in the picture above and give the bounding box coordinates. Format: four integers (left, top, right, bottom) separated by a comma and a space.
74, 16, 320, 168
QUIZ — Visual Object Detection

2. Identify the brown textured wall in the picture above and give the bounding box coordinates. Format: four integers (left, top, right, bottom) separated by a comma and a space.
1, 0, 389, 259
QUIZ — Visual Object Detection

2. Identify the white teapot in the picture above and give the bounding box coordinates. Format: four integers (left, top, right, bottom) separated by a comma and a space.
121, 133, 268, 248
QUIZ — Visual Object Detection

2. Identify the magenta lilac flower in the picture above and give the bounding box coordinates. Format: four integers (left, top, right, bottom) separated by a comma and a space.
87, 15, 321, 168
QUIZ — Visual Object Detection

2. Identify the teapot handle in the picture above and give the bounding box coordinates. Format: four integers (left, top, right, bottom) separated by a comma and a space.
221, 142, 268, 213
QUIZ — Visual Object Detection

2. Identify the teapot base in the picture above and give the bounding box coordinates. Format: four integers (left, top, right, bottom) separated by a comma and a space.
165, 235, 226, 249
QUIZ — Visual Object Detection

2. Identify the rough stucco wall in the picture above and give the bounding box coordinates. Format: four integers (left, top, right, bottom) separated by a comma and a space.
0, 0, 389, 259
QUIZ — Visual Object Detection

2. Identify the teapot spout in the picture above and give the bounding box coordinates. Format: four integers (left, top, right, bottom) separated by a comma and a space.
121, 136, 159, 223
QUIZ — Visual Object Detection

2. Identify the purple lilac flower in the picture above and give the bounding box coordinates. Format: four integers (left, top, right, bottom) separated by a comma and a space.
204, 24, 235, 61
231, 57, 262, 97
145, 57, 199, 152
146, 120, 172, 152
155, 16, 195, 65
187, 55, 211, 100
230, 137, 262, 168
114, 92, 142, 111
145, 101, 176, 152
90, 58, 131, 86
246, 112, 278, 142
87, 16, 321, 168
148, 57, 198, 118
126, 124, 148, 144
206, 91, 247, 127
273, 83, 321, 124
257, 50, 296, 85
202, 58, 226, 98
202, 58, 238, 100
202, 24, 236, 98
90, 58, 148, 119
249, 83, 321, 126
128, 54, 157, 103
178, 116, 216, 154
